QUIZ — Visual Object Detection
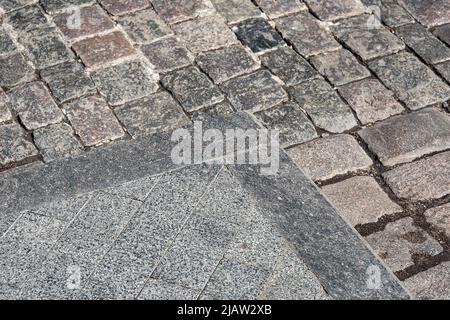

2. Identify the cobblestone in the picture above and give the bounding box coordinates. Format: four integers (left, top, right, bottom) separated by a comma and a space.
98, 0, 150, 15
424, 204, 450, 238
0, 0, 36, 13
304, 0, 366, 21
0, 27, 16, 54
211, 0, 261, 24
397, 0, 450, 27
0, 123, 38, 166
152, 0, 215, 24
0, 91, 12, 124
403, 262, 450, 300
254, 0, 307, 19
191, 102, 234, 121
435, 61, 450, 83
363, 0, 414, 27
0, 52, 35, 88
40, 0, 92, 13
5, 5, 48, 32
433, 24, 450, 47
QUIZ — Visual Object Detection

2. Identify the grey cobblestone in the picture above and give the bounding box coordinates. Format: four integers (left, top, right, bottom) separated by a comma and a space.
0, 91, 12, 123
255, 0, 308, 19
425, 204, 450, 238
0, 52, 35, 88
0, 123, 38, 166
361, 0, 414, 28
0, 0, 36, 13
211, 0, 261, 24
304, 0, 366, 21
436, 61, 450, 83
152, 0, 215, 24
0, 27, 17, 54
191, 101, 234, 121
98, 0, 150, 15
5, 5, 48, 32
433, 24, 450, 47
40, 0, 92, 14
397, 0, 450, 27
403, 262, 450, 300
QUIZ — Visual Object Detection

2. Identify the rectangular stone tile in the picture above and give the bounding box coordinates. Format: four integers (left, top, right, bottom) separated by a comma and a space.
0, 123, 38, 166
8, 81, 63, 130
396, 23, 450, 65
383, 151, 450, 201
211, 0, 261, 24
161, 66, 224, 112
63, 96, 125, 146
233, 18, 285, 54
220, 70, 287, 112
196, 45, 259, 84
72, 31, 136, 69
369, 52, 450, 110
0, 52, 35, 88
365, 217, 443, 272
138, 280, 199, 300
361, 0, 414, 28
304, 0, 366, 21
359, 109, 450, 166
117, 9, 172, 44
338, 78, 404, 125
403, 262, 450, 300
322, 176, 402, 226
0, 91, 12, 123
0, 27, 17, 54
260, 47, 318, 86
152, 0, 215, 24
310, 48, 371, 86
98, 0, 150, 15
115, 91, 190, 138
40, 0, 92, 14
172, 15, 238, 53
425, 204, 450, 238
5, 5, 48, 32
289, 78, 357, 133
104, 176, 160, 202
41, 61, 95, 103
331, 14, 405, 61
141, 37, 194, 74
254, 102, 318, 148
29, 193, 92, 222
397, 0, 450, 27
433, 24, 450, 47
91, 59, 159, 106
274, 12, 340, 58
255, 0, 307, 19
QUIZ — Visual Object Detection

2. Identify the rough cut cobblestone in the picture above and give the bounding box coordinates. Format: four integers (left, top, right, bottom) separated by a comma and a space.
115, 91, 190, 138
338, 78, 404, 124
220, 70, 287, 112
383, 151, 450, 201
359, 109, 450, 167
436, 61, 450, 83
254, 102, 318, 148
289, 79, 358, 133
0, 123, 38, 166
5, 5, 48, 32
361, 0, 414, 28
322, 176, 402, 226
255, 0, 307, 19
98, 0, 150, 15
40, 0, 92, 14
91, 59, 159, 106
191, 102, 234, 121
365, 217, 443, 272
8, 81, 64, 130
152, 0, 215, 24
0, 27, 16, 54
0, 0, 36, 13
33, 123, 82, 162
162, 66, 224, 112
433, 24, 450, 47
425, 204, 450, 238
304, 0, 366, 21
274, 12, 340, 58
287, 134, 373, 181
63, 96, 125, 146
0, 52, 35, 88
403, 262, 450, 300
211, 0, 261, 24
0, 91, 12, 123
397, 0, 450, 27
369, 52, 450, 110
196, 45, 259, 84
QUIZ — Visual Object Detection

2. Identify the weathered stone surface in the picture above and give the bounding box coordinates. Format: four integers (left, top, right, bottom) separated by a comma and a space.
304, 0, 366, 21
275, 13, 340, 58
53, 4, 115, 40
396, 23, 450, 65
211, 0, 261, 24
91, 59, 159, 106
5, 5, 47, 32
152, 0, 215, 24
220, 70, 287, 112
310, 48, 370, 86
141, 37, 193, 74
0, 123, 38, 166
424, 204, 450, 238
0, 52, 35, 88
98, 0, 150, 15
361, 0, 414, 28
369, 52, 450, 110
255, 0, 307, 19
287, 134, 372, 181
73, 31, 136, 69
397, 0, 450, 27
41, 61, 95, 103
8, 82, 63, 130
289, 79, 357, 133
172, 15, 238, 53
33, 123, 82, 162
433, 24, 450, 46
117, 9, 172, 44
191, 102, 234, 121
0, 27, 16, 54
162, 66, 224, 112
254, 102, 318, 148
233, 18, 285, 54
139, 280, 198, 300
0, 92, 12, 123
365, 218, 443, 272
359, 109, 450, 167
322, 176, 402, 226
196, 45, 259, 83
383, 151, 450, 201
261, 47, 318, 86
435, 61, 450, 83
40, 0, 92, 13
404, 262, 450, 300
63, 96, 125, 146
338, 78, 403, 124
115, 92, 190, 138
331, 14, 405, 61
0, 0, 35, 13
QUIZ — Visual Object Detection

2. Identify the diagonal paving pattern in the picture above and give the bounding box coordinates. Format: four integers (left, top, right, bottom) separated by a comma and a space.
0, 0, 449, 299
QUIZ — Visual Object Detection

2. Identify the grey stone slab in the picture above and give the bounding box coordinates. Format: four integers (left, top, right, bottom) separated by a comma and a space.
289, 78, 358, 133
403, 262, 450, 300
220, 70, 288, 112
359, 109, 450, 167
287, 134, 372, 181
104, 176, 160, 202
255, 0, 308, 19
0, 52, 35, 88
274, 12, 340, 58
138, 280, 199, 300
0, 27, 16, 54
151, 0, 214, 24
424, 204, 450, 238
396, 23, 450, 65
196, 45, 260, 84
211, 0, 261, 24
260, 47, 319, 86
383, 151, 450, 201
304, 0, 366, 21
0, 92, 12, 124
369, 51, 450, 110
0, 123, 38, 166
365, 217, 443, 272
361, 0, 414, 28
397, 0, 450, 27
436, 61, 450, 83
191, 101, 234, 121
30, 193, 92, 222
433, 24, 450, 47
5, 5, 48, 32
254, 102, 318, 148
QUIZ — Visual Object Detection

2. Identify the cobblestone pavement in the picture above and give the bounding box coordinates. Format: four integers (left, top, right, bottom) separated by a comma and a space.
0, 0, 449, 299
